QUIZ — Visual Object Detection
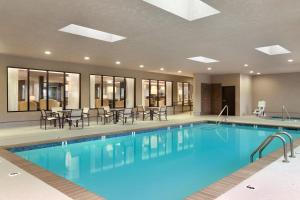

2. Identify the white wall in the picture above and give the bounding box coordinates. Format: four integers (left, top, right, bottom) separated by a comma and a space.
252, 73, 300, 115
240, 74, 252, 116
193, 73, 211, 116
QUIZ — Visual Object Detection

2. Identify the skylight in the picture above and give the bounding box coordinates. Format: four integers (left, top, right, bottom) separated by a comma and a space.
59, 24, 126, 43
143, 0, 220, 21
187, 56, 219, 63
255, 45, 291, 55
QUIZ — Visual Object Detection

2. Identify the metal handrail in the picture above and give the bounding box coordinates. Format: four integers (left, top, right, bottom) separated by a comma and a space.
282, 105, 291, 120
216, 105, 228, 125
277, 131, 295, 158
250, 131, 296, 163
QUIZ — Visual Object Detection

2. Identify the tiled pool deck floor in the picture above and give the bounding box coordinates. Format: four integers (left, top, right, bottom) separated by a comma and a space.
1, 113, 300, 200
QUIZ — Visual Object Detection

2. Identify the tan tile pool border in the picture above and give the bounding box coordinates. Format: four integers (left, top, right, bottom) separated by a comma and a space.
1, 120, 300, 200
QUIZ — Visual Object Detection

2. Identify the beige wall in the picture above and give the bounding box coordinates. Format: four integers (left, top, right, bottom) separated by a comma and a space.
211, 74, 241, 116
193, 73, 211, 115
240, 74, 252, 116
0, 54, 192, 123
252, 73, 300, 115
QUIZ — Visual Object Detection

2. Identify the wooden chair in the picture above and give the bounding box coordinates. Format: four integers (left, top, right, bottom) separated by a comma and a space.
83, 107, 90, 126
153, 106, 168, 121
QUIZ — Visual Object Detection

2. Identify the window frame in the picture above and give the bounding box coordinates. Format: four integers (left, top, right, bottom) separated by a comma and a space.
7, 66, 81, 112
89, 74, 136, 109
142, 79, 173, 107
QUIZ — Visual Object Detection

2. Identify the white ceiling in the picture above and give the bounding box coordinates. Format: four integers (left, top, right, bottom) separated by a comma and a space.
0, 0, 300, 77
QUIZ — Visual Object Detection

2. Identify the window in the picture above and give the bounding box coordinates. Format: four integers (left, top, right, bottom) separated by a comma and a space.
7, 67, 81, 111
166, 81, 172, 106
126, 78, 135, 108
177, 82, 192, 105
114, 77, 125, 108
142, 79, 173, 107
8, 68, 28, 111
103, 76, 114, 108
29, 70, 47, 111
142, 80, 149, 107
48, 71, 64, 109
90, 75, 136, 108
177, 82, 183, 105
65, 73, 80, 109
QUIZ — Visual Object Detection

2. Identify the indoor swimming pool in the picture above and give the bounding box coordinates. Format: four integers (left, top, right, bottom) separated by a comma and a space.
10, 123, 300, 200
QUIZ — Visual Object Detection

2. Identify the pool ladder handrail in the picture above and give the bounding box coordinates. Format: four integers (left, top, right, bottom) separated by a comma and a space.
250, 131, 295, 163
282, 105, 291, 121
216, 105, 229, 125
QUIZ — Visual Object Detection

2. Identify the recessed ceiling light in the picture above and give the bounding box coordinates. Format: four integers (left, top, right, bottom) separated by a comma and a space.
288, 59, 294, 63
256, 72, 261, 75
44, 51, 51, 55
244, 64, 249, 67
115, 61, 121, 65
255, 45, 291, 55
177, 70, 182, 73
84, 56, 90, 60
207, 67, 212, 71
250, 70, 254, 74
187, 56, 219, 63
143, 0, 220, 21
59, 24, 126, 43
160, 67, 164, 71
139, 65, 144, 68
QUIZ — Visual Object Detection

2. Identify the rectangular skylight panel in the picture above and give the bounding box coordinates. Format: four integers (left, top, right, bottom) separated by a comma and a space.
255, 45, 291, 55
143, 0, 220, 21
59, 24, 126, 43
187, 56, 219, 63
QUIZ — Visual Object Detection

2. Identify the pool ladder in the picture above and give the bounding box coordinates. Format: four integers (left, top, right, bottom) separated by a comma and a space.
216, 105, 229, 125
250, 131, 296, 163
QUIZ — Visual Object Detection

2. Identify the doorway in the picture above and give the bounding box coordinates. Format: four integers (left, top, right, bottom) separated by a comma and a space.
222, 86, 235, 116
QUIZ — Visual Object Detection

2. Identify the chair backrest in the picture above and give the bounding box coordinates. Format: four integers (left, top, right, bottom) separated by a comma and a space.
257, 101, 266, 110
137, 105, 144, 112
103, 106, 110, 112
160, 106, 167, 112
124, 108, 132, 115
71, 109, 82, 117
83, 107, 89, 114
98, 107, 106, 115
52, 107, 62, 113
41, 109, 47, 117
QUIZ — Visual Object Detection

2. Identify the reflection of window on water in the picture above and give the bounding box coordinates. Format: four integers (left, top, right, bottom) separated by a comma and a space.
88, 129, 195, 172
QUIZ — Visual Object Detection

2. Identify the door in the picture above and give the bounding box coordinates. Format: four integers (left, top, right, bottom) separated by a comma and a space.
222, 86, 235, 116
201, 83, 211, 115
211, 84, 222, 115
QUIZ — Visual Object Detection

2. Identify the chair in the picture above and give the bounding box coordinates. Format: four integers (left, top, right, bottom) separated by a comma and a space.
40, 109, 58, 130
119, 108, 134, 124
65, 109, 84, 129
153, 106, 168, 121
253, 100, 266, 117
135, 105, 147, 120
97, 107, 112, 125
83, 107, 90, 126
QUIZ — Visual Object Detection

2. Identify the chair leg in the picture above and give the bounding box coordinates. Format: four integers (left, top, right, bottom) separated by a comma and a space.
44, 120, 47, 130
40, 118, 42, 129
88, 117, 90, 126
69, 121, 72, 130
82, 119, 84, 129
97, 115, 99, 125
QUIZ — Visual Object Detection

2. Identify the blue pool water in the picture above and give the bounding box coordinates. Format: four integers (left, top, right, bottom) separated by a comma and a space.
12, 123, 300, 200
